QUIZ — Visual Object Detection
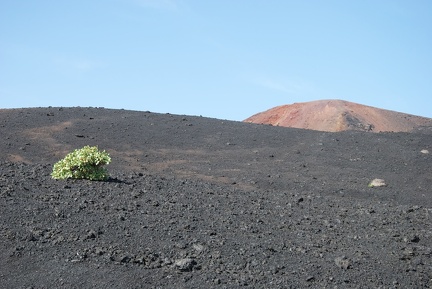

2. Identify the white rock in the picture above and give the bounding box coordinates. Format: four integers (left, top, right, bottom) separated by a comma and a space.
368, 178, 387, 188
420, 149, 429, 154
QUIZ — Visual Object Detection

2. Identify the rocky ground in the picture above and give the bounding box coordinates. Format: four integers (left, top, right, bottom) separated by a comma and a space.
1, 107, 431, 288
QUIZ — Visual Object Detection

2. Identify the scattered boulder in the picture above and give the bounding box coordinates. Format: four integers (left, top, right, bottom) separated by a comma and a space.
420, 149, 429, 154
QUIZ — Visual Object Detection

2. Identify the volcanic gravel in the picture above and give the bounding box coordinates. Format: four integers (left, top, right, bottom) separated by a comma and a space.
1, 107, 431, 288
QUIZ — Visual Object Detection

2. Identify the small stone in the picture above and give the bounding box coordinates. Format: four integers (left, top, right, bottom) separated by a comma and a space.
411, 235, 420, 243
192, 243, 205, 253
175, 242, 187, 249
335, 256, 351, 270
85, 230, 97, 240
95, 247, 105, 255
368, 178, 387, 188
119, 255, 131, 263
420, 149, 429, 154
174, 258, 196, 272
401, 247, 415, 259
403, 235, 420, 243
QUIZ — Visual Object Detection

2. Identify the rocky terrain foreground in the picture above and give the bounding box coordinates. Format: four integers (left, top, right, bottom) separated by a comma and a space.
1, 107, 431, 288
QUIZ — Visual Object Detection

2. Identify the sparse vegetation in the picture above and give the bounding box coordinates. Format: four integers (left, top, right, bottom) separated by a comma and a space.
51, 145, 111, 181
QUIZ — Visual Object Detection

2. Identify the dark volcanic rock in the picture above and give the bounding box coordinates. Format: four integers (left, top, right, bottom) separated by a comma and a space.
0, 107, 432, 288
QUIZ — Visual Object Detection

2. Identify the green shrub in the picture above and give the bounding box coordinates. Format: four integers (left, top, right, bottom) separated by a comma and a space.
52, 145, 111, 181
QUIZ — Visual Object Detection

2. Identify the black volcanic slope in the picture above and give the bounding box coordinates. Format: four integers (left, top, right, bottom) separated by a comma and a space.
1, 107, 431, 288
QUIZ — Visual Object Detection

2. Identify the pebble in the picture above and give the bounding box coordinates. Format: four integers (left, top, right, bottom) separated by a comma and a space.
335, 256, 351, 270
174, 258, 196, 272
368, 178, 387, 188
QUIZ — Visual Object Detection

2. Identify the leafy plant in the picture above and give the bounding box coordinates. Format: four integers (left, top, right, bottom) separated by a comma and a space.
52, 145, 111, 181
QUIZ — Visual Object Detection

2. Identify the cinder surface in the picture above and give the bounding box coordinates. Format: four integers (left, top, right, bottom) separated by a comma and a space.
1, 107, 431, 288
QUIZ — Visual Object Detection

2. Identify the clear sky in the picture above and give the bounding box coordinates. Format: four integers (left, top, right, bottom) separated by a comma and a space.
1, 0, 431, 121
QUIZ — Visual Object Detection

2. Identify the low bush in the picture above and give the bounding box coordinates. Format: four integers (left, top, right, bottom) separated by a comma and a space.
51, 145, 111, 181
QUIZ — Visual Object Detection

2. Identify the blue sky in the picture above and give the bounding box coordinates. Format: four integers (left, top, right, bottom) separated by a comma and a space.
1, 0, 431, 121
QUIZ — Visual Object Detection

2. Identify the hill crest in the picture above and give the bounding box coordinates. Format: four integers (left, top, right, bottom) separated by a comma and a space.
244, 99, 432, 132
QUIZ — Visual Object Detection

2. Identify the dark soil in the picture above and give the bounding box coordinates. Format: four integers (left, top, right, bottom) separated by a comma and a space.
1, 107, 431, 288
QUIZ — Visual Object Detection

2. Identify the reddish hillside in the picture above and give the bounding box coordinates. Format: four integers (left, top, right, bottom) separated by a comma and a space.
244, 99, 432, 132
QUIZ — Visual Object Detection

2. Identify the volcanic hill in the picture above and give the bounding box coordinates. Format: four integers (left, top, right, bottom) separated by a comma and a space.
244, 99, 432, 132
